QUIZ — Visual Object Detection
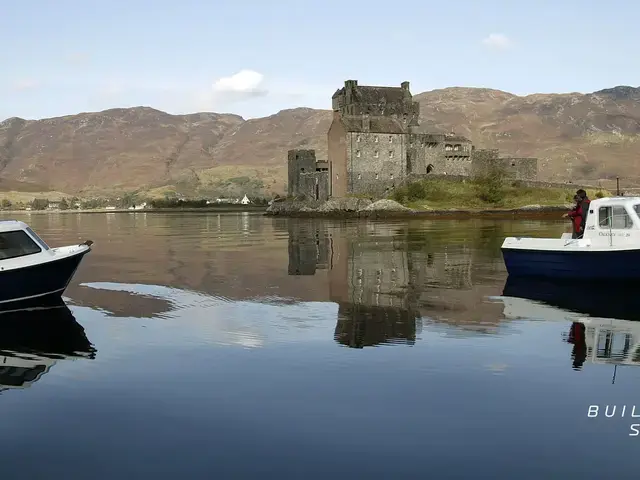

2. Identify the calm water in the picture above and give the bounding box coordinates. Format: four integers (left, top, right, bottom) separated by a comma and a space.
0, 212, 638, 479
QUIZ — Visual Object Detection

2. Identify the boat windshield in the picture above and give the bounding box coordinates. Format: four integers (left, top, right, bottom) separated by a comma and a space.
0, 230, 42, 260
25, 227, 49, 250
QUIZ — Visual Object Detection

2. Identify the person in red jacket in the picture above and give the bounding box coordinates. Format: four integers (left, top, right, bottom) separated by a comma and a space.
564, 194, 583, 238
576, 189, 591, 237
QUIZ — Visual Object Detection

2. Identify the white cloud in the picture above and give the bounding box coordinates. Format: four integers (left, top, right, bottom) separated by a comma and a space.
192, 69, 269, 112
213, 69, 265, 94
12, 79, 39, 91
482, 33, 513, 50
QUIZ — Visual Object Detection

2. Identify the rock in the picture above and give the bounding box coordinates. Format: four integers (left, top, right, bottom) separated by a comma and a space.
518, 204, 543, 210
316, 197, 372, 212
265, 198, 320, 215
360, 199, 414, 212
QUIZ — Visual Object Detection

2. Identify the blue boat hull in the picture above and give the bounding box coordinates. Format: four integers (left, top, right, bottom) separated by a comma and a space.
502, 247, 640, 280
0, 250, 89, 310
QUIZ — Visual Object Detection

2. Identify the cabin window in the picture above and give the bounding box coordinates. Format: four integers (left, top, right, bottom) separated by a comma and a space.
25, 227, 49, 251
0, 230, 42, 260
599, 205, 633, 229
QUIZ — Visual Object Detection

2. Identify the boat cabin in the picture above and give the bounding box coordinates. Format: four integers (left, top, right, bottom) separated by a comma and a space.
580, 196, 640, 245
0, 220, 50, 261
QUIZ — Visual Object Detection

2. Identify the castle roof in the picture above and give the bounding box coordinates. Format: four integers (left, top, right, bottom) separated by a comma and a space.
340, 115, 407, 134
333, 85, 408, 104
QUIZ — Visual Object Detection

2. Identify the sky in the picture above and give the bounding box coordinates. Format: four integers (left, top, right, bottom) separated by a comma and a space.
1, 0, 638, 121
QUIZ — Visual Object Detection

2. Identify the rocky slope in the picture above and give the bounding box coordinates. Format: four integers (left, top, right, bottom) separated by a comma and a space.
1, 85, 639, 196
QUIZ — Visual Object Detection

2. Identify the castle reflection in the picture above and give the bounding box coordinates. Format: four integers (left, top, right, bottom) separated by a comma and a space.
288, 220, 504, 347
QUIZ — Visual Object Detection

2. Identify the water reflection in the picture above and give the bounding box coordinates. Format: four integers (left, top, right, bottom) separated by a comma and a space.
0, 301, 96, 391
286, 219, 512, 346
502, 276, 640, 373
503, 276, 640, 321
334, 303, 420, 348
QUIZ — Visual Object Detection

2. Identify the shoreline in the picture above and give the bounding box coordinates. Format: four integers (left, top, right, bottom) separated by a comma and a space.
0, 206, 267, 215
0, 205, 571, 219
264, 204, 570, 220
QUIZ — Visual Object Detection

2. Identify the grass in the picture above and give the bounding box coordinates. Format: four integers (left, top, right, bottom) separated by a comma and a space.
0, 190, 71, 204
392, 177, 610, 210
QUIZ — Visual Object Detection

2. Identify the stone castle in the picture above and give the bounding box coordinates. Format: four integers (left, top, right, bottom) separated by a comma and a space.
288, 79, 538, 201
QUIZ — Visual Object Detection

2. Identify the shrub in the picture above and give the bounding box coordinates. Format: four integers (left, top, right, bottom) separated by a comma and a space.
474, 162, 506, 204
391, 188, 407, 203
406, 181, 427, 201
595, 190, 605, 198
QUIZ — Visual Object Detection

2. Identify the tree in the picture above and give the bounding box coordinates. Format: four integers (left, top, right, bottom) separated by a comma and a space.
31, 198, 49, 210
0, 199, 11, 209
59, 198, 69, 210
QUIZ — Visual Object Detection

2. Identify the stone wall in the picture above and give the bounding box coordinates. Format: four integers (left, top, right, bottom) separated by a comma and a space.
407, 134, 472, 176
471, 149, 538, 181
347, 131, 407, 197
443, 155, 473, 176
470, 148, 500, 176
503, 157, 538, 181
288, 149, 317, 197
298, 171, 329, 201
327, 113, 348, 197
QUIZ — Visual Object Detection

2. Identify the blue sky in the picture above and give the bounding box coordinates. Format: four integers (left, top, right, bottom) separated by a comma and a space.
1, 0, 637, 121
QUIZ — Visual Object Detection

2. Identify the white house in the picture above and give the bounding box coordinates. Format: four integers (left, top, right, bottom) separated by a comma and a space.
241, 194, 250, 205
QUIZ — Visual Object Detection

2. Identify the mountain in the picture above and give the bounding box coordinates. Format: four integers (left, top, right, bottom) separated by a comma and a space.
2, 85, 640, 197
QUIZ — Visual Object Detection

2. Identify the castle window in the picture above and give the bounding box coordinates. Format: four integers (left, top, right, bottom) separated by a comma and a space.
390, 174, 394, 179
511, 162, 516, 166
375, 173, 379, 180
389, 136, 393, 143
300, 168, 305, 172
374, 151, 379, 158
357, 173, 362, 180
389, 150, 394, 159
374, 136, 379, 143
356, 150, 361, 158
356, 135, 361, 142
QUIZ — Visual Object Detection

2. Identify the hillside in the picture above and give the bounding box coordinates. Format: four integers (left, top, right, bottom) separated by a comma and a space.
1, 85, 640, 197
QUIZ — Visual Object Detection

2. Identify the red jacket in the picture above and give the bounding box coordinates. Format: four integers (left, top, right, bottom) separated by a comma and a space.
568, 204, 583, 233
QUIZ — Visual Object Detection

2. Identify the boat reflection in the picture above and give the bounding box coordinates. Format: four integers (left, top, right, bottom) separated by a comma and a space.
0, 300, 96, 391
501, 276, 640, 372
502, 276, 640, 321
565, 318, 640, 372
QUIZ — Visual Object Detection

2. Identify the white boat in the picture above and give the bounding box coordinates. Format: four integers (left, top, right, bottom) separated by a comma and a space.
501, 196, 640, 280
0, 220, 93, 307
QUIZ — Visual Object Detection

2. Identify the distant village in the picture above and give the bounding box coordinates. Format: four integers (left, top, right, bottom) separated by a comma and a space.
0, 193, 259, 211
